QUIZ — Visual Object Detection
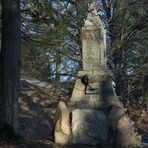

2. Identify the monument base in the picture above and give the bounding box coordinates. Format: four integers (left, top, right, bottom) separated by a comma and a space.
72, 109, 108, 145
54, 68, 140, 146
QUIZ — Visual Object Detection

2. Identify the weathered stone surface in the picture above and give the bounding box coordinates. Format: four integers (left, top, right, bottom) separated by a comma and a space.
70, 75, 102, 102
100, 79, 123, 108
70, 78, 85, 102
85, 82, 101, 94
54, 101, 71, 144
107, 105, 125, 130
77, 70, 109, 83
107, 105, 141, 147
72, 109, 108, 145
116, 115, 141, 147
82, 2, 106, 70
68, 101, 95, 110
70, 70, 121, 109
68, 100, 111, 110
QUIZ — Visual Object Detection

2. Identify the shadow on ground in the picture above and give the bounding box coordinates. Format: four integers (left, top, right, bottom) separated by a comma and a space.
18, 79, 58, 142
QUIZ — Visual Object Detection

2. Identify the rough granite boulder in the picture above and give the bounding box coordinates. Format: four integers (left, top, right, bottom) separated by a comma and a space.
107, 105, 141, 147
115, 115, 141, 147
54, 101, 71, 144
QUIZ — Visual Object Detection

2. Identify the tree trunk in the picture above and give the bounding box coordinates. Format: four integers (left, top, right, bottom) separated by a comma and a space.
0, 1, 1, 51
143, 75, 148, 107
0, 0, 21, 133
55, 51, 61, 99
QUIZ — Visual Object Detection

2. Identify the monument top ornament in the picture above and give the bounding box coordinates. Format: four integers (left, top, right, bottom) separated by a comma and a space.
84, 1, 100, 27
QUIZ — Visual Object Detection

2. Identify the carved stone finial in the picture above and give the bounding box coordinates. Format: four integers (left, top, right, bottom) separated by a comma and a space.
84, 0, 100, 27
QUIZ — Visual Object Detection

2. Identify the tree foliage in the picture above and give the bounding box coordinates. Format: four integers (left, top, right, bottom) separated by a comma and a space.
21, 0, 90, 81
20, 0, 148, 108
103, 0, 148, 108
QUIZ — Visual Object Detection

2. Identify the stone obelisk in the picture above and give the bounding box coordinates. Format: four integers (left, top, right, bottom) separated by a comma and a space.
67, 2, 110, 144
69, 1, 111, 104
54, 1, 140, 147
82, 1, 106, 70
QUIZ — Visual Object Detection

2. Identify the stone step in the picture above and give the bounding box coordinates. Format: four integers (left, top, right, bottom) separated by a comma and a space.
68, 100, 112, 110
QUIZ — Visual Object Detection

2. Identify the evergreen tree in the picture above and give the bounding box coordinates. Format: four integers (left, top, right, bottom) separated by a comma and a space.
0, 0, 21, 132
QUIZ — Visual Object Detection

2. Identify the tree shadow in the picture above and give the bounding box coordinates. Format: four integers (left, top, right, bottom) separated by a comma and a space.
18, 79, 57, 141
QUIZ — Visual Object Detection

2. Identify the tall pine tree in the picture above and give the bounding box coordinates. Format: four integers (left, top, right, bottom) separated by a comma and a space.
0, 0, 21, 132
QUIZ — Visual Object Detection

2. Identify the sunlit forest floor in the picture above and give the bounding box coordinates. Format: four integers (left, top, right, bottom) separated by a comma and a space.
0, 78, 147, 147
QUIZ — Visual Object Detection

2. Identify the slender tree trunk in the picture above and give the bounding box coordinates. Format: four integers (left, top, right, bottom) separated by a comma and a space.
0, 0, 2, 128
55, 51, 61, 99
143, 75, 148, 107
142, 49, 148, 107
0, 1, 1, 50
0, 0, 21, 133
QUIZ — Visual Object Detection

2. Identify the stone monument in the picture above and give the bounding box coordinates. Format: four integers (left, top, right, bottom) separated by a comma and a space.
54, 1, 141, 147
